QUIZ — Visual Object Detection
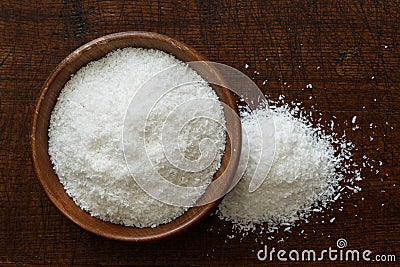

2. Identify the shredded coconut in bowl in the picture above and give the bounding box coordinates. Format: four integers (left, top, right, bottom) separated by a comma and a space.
218, 102, 361, 233
48, 48, 226, 228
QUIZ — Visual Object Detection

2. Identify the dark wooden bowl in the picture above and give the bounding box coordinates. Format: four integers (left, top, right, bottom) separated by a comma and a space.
31, 31, 241, 242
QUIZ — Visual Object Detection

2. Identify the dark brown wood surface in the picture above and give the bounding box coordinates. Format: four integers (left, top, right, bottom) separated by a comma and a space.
1, 0, 399, 266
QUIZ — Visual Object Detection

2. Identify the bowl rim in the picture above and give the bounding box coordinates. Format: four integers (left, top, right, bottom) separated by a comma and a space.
31, 31, 241, 242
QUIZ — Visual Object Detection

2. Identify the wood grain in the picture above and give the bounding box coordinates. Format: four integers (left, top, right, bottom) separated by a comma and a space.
1, 0, 399, 266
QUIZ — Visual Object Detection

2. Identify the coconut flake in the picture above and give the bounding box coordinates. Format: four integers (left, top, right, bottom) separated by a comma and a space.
48, 48, 226, 227
218, 101, 361, 233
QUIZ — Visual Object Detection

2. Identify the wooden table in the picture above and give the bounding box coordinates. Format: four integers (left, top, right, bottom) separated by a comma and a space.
1, 0, 399, 266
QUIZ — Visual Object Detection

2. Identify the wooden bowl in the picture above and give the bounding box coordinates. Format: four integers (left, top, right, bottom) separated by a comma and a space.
31, 31, 241, 242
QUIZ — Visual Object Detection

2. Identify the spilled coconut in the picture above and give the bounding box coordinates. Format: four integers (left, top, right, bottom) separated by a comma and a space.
217, 100, 362, 235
